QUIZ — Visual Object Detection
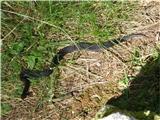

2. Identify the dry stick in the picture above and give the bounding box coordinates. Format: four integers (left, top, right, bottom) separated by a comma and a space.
109, 36, 134, 54
2, 18, 26, 40
103, 33, 149, 66
102, 46, 129, 69
52, 80, 108, 103
5, 17, 34, 63
108, 33, 149, 54
130, 21, 160, 33
97, 38, 133, 68
65, 65, 103, 79
155, 31, 160, 52
89, 42, 128, 68
1, 9, 80, 51
25, 41, 37, 52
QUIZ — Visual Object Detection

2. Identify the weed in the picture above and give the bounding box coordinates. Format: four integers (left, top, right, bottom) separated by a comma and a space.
1, 103, 12, 116
1, 1, 138, 116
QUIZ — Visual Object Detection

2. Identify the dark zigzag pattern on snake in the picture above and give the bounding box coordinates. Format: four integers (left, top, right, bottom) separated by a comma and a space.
20, 33, 145, 99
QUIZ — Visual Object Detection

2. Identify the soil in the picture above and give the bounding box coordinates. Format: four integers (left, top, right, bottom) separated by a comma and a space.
2, 1, 160, 120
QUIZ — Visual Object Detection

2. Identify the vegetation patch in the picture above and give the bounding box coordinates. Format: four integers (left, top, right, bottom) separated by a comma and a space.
1, 1, 159, 120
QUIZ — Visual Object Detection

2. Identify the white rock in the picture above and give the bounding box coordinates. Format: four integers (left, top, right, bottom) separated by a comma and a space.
98, 112, 136, 120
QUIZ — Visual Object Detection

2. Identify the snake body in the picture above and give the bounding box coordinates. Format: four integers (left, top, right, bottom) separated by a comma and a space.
20, 33, 145, 99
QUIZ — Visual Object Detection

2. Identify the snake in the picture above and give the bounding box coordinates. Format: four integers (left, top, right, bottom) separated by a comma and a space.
20, 33, 146, 99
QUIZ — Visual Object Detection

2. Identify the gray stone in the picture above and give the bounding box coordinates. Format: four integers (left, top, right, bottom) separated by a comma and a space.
98, 112, 136, 120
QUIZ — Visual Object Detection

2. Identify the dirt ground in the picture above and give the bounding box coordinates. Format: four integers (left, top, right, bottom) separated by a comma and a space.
2, 1, 160, 120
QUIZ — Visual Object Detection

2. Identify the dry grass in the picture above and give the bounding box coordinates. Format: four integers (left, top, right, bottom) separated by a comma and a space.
1, 1, 160, 120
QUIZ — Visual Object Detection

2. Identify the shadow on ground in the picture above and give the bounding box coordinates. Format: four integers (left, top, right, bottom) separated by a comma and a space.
107, 53, 160, 114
